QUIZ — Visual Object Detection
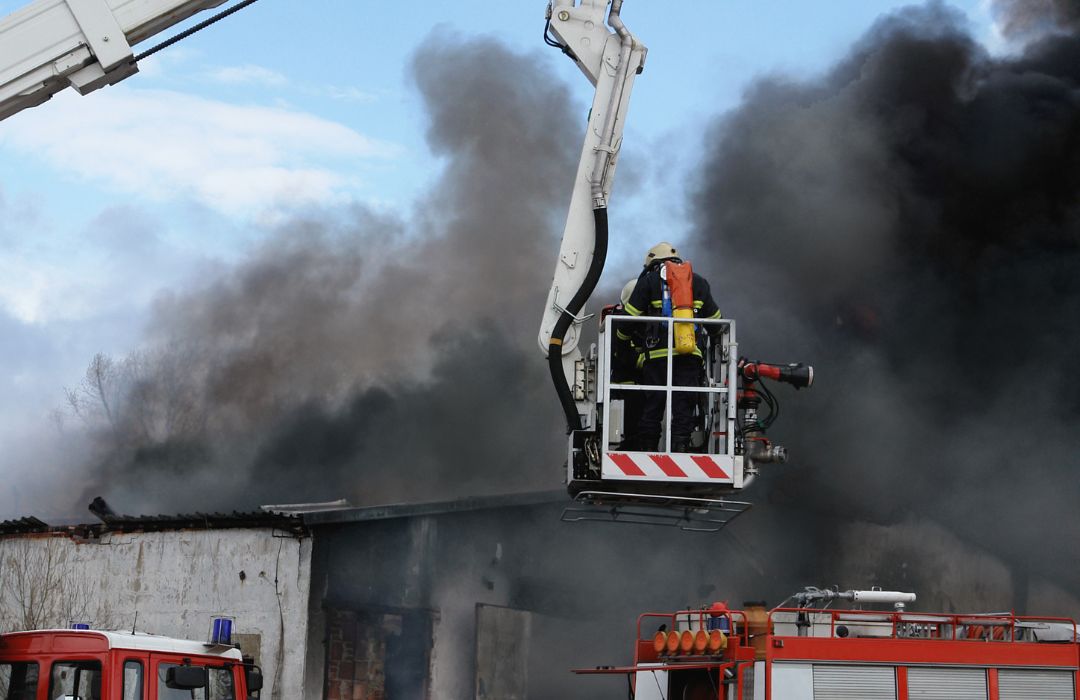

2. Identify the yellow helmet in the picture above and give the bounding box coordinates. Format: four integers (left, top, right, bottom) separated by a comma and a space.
620, 279, 637, 306
644, 242, 678, 267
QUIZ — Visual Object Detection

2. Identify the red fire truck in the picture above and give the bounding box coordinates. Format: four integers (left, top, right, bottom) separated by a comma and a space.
576, 588, 1080, 699
0, 624, 262, 700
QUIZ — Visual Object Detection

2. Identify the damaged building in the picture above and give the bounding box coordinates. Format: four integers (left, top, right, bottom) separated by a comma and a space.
1, 492, 604, 700
0, 509, 312, 697
3, 493, 1078, 700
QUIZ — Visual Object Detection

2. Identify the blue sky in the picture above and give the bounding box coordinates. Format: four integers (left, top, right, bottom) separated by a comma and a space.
0, 0, 1000, 500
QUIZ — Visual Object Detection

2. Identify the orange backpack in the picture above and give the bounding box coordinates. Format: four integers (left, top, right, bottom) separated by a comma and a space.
664, 261, 696, 355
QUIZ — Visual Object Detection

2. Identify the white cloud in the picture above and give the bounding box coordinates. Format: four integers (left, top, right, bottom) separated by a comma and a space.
207, 64, 288, 86
204, 63, 377, 102
0, 240, 153, 324
0, 190, 224, 325
0, 257, 60, 323
0, 87, 398, 218
314, 85, 379, 103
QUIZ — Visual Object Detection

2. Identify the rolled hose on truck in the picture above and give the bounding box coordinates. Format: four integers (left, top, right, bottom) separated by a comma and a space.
548, 207, 609, 433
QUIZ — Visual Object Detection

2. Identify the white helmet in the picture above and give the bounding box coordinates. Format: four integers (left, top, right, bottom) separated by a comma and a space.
620, 279, 637, 306
644, 242, 678, 268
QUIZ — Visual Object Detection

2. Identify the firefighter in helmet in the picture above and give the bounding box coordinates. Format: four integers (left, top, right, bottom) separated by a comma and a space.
623, 242, 722, 453
610, 279, 645, 449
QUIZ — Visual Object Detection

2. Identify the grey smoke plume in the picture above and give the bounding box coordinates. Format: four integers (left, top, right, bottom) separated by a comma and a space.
691, 1, 1080, 600
993, 0, 1080, 38
64, 36, 576, 513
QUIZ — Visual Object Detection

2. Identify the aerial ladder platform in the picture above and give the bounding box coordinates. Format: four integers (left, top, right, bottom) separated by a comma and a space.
538, 0, 813, 532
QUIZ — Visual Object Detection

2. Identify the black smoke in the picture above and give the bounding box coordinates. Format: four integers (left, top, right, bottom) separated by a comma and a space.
691, 1, 1080, 600
65, 36, 576, 513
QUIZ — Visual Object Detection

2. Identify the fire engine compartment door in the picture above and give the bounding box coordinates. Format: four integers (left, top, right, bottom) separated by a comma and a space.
771, 664, 813, 700
812, 664, 896, 699
998, 668, 1075, 700
907, 667, 987, 699
632, 663, 667, 700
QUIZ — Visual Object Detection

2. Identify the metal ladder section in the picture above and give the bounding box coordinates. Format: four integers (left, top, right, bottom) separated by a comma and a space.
561, 490, 752, 533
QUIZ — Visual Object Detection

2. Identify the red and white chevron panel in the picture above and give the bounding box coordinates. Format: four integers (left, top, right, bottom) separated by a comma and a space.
602, 451, 739, 485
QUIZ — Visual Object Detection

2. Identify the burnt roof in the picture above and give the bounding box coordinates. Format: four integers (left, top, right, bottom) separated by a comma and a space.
0, 516, 49, 534
0, 510, 306, 538
1, 490, 567, 538
269, 489, 567, 525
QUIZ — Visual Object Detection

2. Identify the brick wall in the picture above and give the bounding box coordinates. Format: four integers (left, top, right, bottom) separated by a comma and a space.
325, 608, 430, 700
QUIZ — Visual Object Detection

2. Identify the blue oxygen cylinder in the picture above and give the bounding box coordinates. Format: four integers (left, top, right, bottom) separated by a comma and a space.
660, 267, 672, 317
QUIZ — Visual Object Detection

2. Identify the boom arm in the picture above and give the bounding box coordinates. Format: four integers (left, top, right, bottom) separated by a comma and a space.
0, 0, 229, 122
539, 0, 646, 431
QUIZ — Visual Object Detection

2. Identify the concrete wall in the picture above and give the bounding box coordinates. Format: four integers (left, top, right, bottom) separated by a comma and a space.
0, 527, 311, 700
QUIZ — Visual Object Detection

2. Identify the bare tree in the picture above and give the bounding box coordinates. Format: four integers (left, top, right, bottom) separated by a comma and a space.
64, 353, 122, 433
0, 538, 115, 633
63, 348, 207, 447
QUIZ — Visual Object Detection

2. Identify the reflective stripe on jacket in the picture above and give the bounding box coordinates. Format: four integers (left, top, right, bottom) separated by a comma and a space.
623, 265, 721, 359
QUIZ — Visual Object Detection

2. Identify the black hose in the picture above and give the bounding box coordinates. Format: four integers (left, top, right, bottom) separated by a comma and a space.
759, 377, 780, 429
548, 207, 609, 433
543, 18, 576, 61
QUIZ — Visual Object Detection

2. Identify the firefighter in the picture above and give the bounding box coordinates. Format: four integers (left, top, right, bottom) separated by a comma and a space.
623, 242, 722, 453
610, 279, 644, 449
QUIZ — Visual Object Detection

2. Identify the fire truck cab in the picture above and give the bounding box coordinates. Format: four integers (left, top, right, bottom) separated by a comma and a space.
0, 629, 262, 700
576, 591, 1080, 699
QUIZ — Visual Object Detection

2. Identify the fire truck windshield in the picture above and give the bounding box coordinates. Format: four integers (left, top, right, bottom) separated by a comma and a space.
0, 660, 38, 700
49, 660, 101, 700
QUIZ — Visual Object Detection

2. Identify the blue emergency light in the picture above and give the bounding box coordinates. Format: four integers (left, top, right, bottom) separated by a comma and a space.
71, 622, 90, 630
209, 616, 234, 645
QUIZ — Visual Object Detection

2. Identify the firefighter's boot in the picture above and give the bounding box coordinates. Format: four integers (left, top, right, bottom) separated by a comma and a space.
626, 434, 659, 452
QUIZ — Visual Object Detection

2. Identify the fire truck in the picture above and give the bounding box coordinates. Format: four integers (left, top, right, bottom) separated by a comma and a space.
0, 622, 263, 700
539, 1, 813, 531
575, 588, 1080, 699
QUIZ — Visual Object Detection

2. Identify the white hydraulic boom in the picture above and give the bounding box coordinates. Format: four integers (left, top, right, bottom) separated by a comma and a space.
538, 0, 646, 433
0, 0, 232, 122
